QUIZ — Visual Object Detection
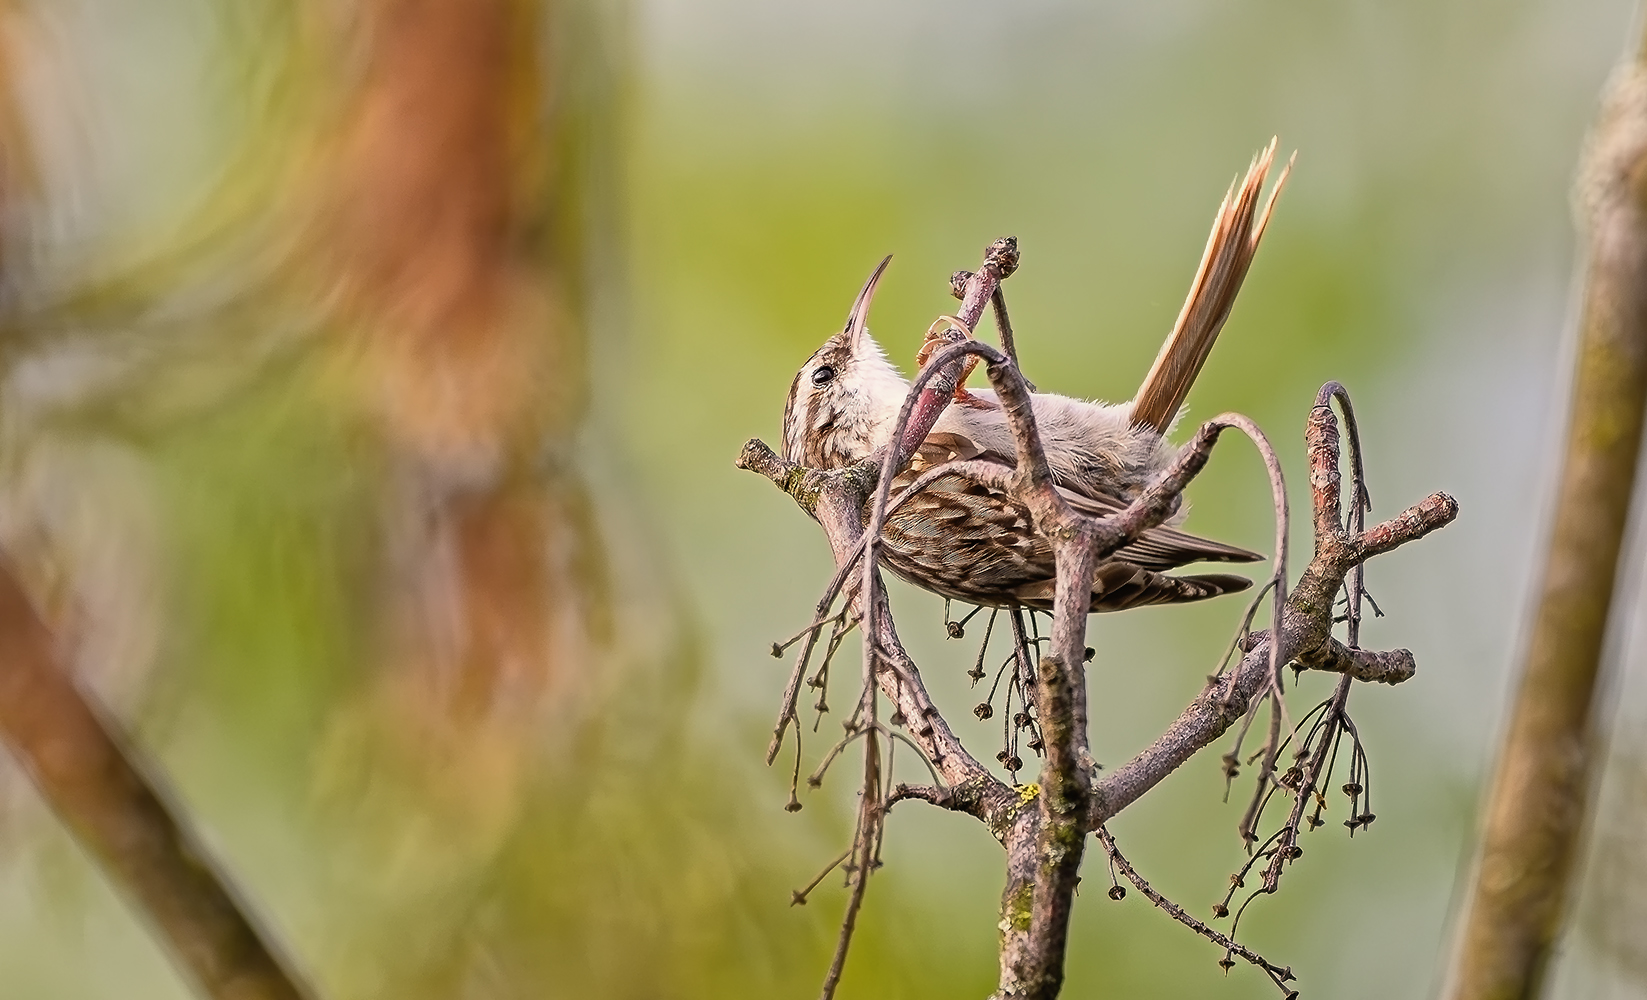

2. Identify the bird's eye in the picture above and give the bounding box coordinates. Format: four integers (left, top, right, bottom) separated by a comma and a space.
811, 365, 836, 386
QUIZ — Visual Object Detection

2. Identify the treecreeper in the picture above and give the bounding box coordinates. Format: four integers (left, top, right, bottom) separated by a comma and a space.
782, 140, 1292, 611
741, 135, 1460, 1000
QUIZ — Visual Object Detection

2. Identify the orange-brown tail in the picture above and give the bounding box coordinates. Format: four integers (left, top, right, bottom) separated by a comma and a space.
1130, 139, 1293, 434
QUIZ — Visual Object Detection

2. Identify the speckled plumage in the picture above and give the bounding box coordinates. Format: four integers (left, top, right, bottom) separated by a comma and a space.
874, 436, 1255, 612
781, 143, 1289, 613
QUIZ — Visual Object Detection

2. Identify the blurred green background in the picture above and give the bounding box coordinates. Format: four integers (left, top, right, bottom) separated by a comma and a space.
0, 0, 1644, 998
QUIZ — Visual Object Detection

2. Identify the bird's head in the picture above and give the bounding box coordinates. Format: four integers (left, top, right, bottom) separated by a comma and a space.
782, 255, 910, 468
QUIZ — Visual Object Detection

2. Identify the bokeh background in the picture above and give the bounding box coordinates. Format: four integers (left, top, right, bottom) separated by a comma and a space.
0, 0, 1644, 997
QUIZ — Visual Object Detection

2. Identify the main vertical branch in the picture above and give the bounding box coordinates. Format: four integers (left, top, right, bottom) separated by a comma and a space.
1449, 31, 1647, 1000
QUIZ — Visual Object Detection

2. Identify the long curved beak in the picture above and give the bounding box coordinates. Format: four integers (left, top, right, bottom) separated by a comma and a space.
843, 255, 893, 350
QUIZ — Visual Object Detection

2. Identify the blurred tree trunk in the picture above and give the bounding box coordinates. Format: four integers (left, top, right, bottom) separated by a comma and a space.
0, 0, 627, 992
320, 0, 608, 708
1447, 21, 1647, 1000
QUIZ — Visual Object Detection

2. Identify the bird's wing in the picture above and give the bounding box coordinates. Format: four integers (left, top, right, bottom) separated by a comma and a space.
908, 434, 1263, 571
1055, 487, 1264, 568
1012, 567, 1253, 613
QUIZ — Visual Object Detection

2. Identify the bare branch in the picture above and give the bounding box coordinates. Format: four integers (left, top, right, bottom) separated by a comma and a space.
886, 783, 951, 810
1097, 827, 1297, 996
896, 238, 1020, 464
1092, 396, 1457, 828
819, 730, 881, 1000
950, 268, 1036, 391
1291, 635, 1416, 684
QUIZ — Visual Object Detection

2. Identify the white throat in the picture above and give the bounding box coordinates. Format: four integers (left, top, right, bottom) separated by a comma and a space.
851, 333, 914, 452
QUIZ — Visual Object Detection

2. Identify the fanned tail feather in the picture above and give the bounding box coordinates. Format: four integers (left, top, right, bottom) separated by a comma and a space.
1131, 139, 1293, 434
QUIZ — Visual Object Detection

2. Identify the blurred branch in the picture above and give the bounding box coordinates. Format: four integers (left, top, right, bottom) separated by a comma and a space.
1447, 25, 1647, 1000
0, 562, 314, 1000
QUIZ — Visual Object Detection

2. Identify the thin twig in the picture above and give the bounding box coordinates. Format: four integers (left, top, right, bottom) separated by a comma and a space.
791, 849, 853, 907
818, 729, 881, 1000
1098, 827, 1297, 996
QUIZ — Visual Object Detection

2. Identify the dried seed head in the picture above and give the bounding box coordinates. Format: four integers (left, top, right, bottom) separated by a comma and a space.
1005, 755, 1023, 772
1342, 782, 1363, 797
771, 643, 785, 658
1212, 902, 1230, 918
785, 796, 803, 813
1084, 647, 1096, 662
946, 620, 966, 639
1013, 711, 1031, 728
974, 702, 995, 721
1108, 885, 1126, 901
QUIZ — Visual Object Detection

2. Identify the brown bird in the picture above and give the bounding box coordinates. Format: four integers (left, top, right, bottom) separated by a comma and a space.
782, 141, 1290, 612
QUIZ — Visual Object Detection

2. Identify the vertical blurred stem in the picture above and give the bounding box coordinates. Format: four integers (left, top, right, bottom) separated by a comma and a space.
1449, 24, 1647, 1000
0, 564, 312, 1000
318, 0, 610, 727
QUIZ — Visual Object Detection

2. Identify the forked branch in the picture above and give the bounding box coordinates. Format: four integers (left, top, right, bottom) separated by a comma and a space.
739, 240, 1458, 1000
